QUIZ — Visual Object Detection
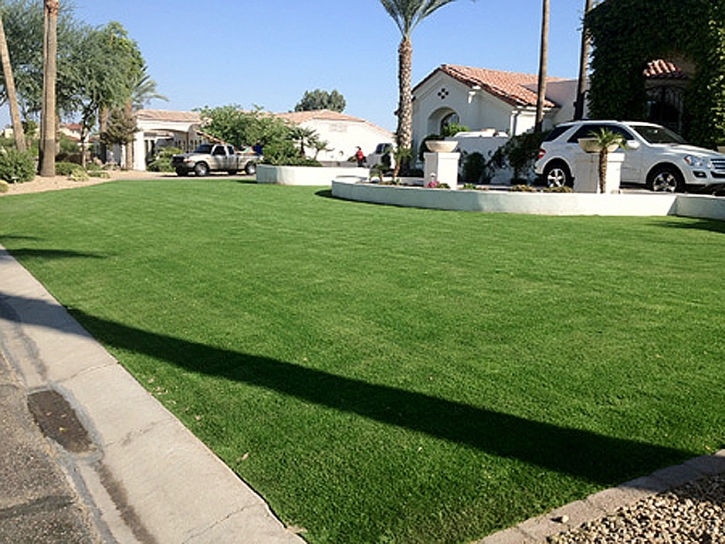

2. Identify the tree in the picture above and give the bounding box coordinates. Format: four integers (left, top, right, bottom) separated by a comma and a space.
535, 0, 549, 132
198, 105, 298, 164
0, 7, 25, 151
100, 106, 137, 149
379, 0, 459, 157
289, 125, 329, 158
294, 89, 346, 112
39, 0, 58, 177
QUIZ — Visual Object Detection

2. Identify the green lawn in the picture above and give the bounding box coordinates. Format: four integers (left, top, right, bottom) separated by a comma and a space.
1, 178, 723, 543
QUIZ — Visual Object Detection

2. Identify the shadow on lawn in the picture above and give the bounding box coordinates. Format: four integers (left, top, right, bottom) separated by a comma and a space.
0, 248, 106, 261
0, 289, 695, 488
654, 218, 725, 235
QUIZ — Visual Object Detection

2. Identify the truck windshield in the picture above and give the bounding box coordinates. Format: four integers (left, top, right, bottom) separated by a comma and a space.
631, 125, 687, 144
193, 144, 214, 154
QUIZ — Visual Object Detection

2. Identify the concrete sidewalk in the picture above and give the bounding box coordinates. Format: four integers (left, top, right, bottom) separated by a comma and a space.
0, 246, 305, 543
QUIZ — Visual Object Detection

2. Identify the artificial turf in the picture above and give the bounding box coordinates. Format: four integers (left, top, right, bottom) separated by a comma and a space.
0, 178, 723, 543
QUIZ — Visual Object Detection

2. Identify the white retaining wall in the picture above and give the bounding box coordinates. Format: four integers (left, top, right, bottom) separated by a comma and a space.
331, 178, 725, 220
257, 165, 369, 186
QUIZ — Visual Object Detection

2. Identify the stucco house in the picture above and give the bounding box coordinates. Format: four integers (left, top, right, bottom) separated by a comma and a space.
275, 110, 394, 164
129, 109, 393, 170
131, 110, 204, 170
411, 64, 579, 154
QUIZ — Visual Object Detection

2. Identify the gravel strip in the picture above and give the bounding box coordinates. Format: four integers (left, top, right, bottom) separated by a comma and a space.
544, 473, 724, 543
1, 170, 173, 196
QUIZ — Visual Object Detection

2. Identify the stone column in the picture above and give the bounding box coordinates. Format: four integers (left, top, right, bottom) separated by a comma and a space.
424, 152, 461, 189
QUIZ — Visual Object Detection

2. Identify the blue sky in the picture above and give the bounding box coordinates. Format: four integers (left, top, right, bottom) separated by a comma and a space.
70, 0, 587, 132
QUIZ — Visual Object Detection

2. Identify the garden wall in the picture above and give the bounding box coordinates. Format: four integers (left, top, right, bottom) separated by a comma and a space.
257, 165, 369, 186
331, 178, 725, 220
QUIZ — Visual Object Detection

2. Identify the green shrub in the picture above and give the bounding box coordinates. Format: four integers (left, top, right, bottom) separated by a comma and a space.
0, 149, 35, 183
56, 161, 85, 176
461, 152, 489, 183
70, 169, 90, 181
490, 131, 549, 180
88, 170, 111, 178
147, 146, 182, 173
441, 123, 469, 137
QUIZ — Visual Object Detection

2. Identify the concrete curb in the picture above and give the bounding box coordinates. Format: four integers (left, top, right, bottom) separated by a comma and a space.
0, 246, 305, 544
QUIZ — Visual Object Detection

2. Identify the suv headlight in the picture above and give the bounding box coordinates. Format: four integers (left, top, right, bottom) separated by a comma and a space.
684, 155, 713, 168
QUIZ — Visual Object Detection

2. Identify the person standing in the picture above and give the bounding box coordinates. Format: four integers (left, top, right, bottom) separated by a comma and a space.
355, 146, 366, 167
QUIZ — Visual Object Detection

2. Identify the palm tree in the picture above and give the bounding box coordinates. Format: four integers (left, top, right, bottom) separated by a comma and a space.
590, 128, 624, 193
39, 0, 59, 177
535, 0, 550, 132
0, 8, 26, 152
380, 0, 458, 156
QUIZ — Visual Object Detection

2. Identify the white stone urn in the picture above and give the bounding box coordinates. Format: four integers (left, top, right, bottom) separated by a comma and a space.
425, 140, 458, 153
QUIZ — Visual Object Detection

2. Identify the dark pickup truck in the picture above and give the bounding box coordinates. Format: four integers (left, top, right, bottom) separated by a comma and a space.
172, 144, 260, 176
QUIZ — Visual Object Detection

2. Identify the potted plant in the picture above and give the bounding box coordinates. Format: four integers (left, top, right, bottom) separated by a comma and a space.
580, 129, 625, 193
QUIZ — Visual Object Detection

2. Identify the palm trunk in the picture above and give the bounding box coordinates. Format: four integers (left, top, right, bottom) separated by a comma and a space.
39, 0, 58, 177
598, 149, 608, 193
0, 10, 26, 152
535, 0, 550, 132
397, 35, 413, 153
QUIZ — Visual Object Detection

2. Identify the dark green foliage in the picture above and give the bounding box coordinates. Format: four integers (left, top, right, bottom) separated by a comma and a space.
461, 151, 487, 183
586, 0, 725, 146
0, 149, 35, 182
294, 89, 346, 112
146, 147, 181, 172
198, 105, 303, 165
100, 108, 138, 146
490, 131, 548, 180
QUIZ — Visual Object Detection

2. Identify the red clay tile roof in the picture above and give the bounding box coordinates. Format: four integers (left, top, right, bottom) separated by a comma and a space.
643, 59, 688, 80
415, 64, 566, 108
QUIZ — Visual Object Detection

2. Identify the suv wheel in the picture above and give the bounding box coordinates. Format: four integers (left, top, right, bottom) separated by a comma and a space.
647, 166, 684, 192
543, 162, 572, 188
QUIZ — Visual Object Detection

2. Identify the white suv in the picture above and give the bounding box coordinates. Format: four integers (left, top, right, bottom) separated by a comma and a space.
534, 120, 725, 192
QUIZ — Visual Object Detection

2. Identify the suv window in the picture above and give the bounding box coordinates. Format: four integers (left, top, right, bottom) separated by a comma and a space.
566, 123, 635, 143
544, 125, 570, 142
631, 125, 686, 144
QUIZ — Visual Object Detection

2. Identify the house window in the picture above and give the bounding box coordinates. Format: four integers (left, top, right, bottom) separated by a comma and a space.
440, 112, 460, 134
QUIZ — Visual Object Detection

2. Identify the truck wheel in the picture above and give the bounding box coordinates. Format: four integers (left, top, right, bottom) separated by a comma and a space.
175, 167, 188, 177
245, 162, 257, 176
194, 162, 209, 177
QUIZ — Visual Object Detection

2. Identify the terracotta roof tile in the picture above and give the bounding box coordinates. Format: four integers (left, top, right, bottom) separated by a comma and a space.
643, 59, 688, 80
415, 64, 565, 108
